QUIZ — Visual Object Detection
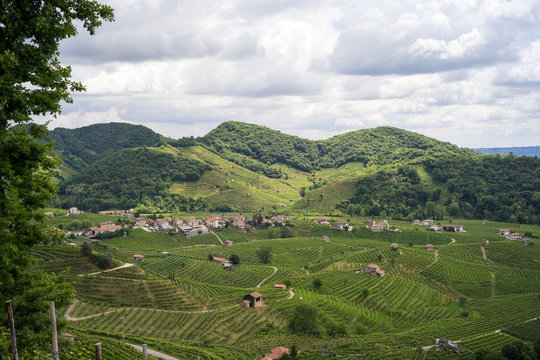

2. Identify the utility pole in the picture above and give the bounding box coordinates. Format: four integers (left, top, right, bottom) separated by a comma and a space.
5, 300, 18, 360
142, 343, 148, 360
95, 343, 102, 360
50, 301, 59, 360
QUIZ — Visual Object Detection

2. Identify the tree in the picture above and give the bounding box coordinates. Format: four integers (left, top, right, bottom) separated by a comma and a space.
459, 296, 468, 306
288, 303, 319, 334
313, 278, 322, 290
0, 0, 113, 352
257, 246, 273, 264
501, 341, 535, 360
229, 254, 240, 265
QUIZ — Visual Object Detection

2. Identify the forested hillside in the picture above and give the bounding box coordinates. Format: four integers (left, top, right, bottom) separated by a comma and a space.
200, 121, 478, 173
45, 122, 162, 175
48, 121, 539, 224
55, 147, 209, 211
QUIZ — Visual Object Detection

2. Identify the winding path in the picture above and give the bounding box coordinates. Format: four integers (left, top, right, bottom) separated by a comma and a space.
129, 344, 180, 360
210, 231, 224, 245
80, 263, 134, 277
256, 266, 278, 288
64, 302, 241, 321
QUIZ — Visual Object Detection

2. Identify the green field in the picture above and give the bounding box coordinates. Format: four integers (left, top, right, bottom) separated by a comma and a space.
32, 216, 540, 359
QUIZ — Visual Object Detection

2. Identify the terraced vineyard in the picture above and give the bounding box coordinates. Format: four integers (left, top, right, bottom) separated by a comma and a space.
33, 217, 540, 359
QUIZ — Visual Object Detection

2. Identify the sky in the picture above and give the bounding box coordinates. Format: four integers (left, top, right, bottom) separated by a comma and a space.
51, 0, 540, 148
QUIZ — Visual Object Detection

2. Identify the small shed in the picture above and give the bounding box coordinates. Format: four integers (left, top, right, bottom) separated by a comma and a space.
437, 338, 460, 352
224, 240, 233, 246
274, 284, 286, 290
482, 239, 489, 245
322, 235, 330, 243
390, 243, 398, 251
133, 254, 144, 262
243, 291, 263, 308
426, 244, 434, 251
522, 238, 530, 246
223, 262, 232, 271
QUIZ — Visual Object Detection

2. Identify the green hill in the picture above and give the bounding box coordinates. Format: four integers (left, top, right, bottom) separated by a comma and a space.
45, 122, 162, 176
200, 121, 477, 172
55, 147, 209, 211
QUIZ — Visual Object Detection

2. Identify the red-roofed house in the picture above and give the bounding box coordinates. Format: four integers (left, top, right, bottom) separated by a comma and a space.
261, 347, 289, 360
274, 284, 286, 290
361, 264, 385, 277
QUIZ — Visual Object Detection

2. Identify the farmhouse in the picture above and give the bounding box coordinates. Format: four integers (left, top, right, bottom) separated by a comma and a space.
315, 216, 330, 224
499, 229, 510, 236
260, 347, 289, 360
182, 225, 208, 237
224, 240, 233, 246
84, 224, 123, 238
274, 284, 286, 290
44, 211, 54, 217
361, 264, 385, 277
422, 219, 434, 226
371, 220, 389, 232
390, 243, 398, 251
413, 219, 420, 225
135, 217, 148, 227
213, 256, 227, 264
67, 207, 80, 216
442, 224, 464, 232
243, 291, 263, 308
430, 224, 441, 231
133, 254, 144, 262
155, 219, 171, 231
509, 233, 522, 240
322, 235, 330, 243
223, 262, 232, 271
426, 244, 434, 251
482, 239, 489, 245
522, 238, 530, 245
437, 338, 460, 352
333, 221, 352, 231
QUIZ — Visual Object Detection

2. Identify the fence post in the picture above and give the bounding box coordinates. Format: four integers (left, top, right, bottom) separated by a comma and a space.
49, 301, 59, 360
95, 343, 102, 360
142, 344, 148, 360
5, 300, 18, 360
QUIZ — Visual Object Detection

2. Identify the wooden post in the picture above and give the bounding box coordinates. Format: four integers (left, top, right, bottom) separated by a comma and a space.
142, 343, 148, 360
95, 343, 102, 360
5, 300, 18, 360
49, 301, 59, 360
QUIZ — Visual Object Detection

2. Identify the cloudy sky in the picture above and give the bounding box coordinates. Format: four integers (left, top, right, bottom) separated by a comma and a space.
53, 0, 540, 147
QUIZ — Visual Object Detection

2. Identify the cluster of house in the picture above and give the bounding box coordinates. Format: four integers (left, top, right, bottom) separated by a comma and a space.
314, 216, 353, 231
133, 214, 298, 237
363, 219, 392, 232
499, 229, 530, 245
413, 219, 464, 232
83, 221, 124, 239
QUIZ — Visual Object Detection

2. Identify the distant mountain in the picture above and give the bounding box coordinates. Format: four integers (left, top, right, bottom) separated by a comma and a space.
45, 122, 162, 176
475, 146, 540, 157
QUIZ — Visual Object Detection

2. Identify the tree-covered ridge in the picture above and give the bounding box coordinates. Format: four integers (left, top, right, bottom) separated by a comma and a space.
343, 155, 540, 224
200, 121, 478, 172
56, 147, 210, 211
45, 122, 162, 174
319, 126, 477, 168
200, 121, 319, 172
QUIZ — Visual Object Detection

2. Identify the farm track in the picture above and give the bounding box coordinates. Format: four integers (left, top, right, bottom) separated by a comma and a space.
481, 246, 487, 260
129, 344, 180, 360
256, 266, 278, 287
64, 303, 243, 321
79, 263, 134, 277
210, 231, 224, 245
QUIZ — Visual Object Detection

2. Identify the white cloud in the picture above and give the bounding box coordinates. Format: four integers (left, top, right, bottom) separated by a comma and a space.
48, 0, 540, 147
